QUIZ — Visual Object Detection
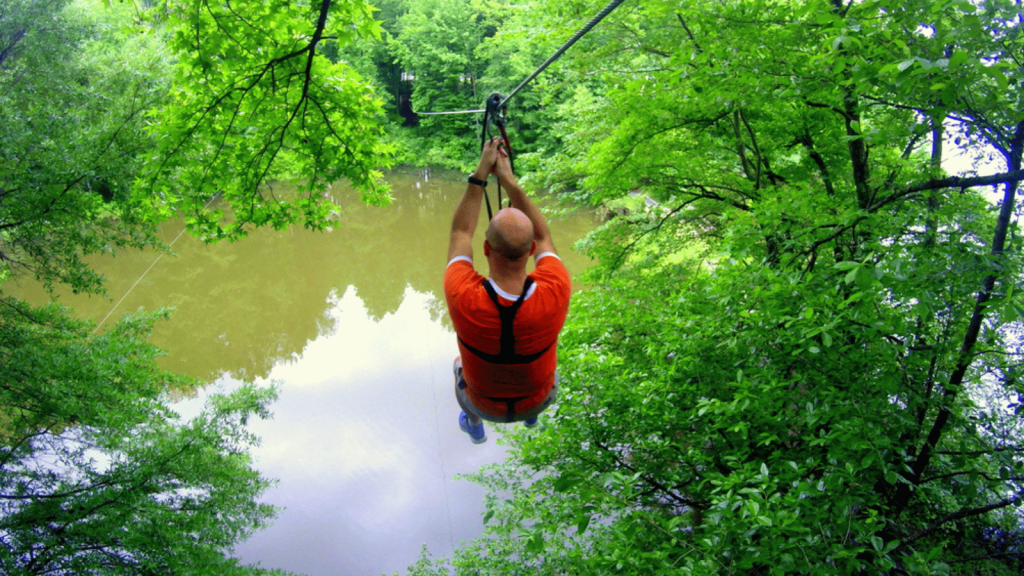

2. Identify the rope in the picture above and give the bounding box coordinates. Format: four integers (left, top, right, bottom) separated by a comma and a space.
481, 104, 496, 220
479, 93, 515, 219
499, 0, 626, 108
92, 250, 169, 334
477, 93, 519, 219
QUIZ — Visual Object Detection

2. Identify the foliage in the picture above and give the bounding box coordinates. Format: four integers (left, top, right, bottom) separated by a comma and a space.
390, 0, 483, 113
383, 0, 491, 167
0, 298, 287, 576
414, 0, 1024, 573
1, 2, 304, 573
142, 0, 394, 241
473, 0, 587, 166
341, 0, 589, 171
0, 0, 168, 294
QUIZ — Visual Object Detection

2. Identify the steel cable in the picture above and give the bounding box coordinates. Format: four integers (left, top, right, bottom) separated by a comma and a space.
498, 0, 626, 108
414, 0, 626, 116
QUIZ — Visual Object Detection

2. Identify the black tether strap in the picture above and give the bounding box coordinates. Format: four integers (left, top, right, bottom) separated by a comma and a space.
488, 277, 533, 360
480, 93, 513, 220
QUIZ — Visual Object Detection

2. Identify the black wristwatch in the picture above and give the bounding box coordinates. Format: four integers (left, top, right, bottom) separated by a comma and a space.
467, 175, 488, 187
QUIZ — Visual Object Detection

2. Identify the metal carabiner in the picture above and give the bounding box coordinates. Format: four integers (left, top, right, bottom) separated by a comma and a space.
485, 92, 507, 132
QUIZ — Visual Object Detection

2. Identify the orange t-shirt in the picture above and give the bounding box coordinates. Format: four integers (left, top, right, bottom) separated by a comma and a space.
444, 253, 571, 417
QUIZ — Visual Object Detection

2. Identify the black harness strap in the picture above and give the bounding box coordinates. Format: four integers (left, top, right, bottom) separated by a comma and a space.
459, 278, 552, 365
487, 277, 530, 359
458, 277, 553, 422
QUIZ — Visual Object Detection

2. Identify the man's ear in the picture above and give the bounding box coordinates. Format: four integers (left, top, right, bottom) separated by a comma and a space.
484, 240, 491, 257
530, 240, 537, 256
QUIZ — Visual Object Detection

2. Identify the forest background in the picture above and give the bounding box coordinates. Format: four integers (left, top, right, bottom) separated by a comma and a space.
1, 0, 1023, 574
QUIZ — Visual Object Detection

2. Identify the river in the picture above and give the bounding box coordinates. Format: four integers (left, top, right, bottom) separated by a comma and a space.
6, 167, 596, 576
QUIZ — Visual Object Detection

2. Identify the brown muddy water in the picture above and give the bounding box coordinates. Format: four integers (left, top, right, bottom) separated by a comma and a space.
6, 167, 597, 576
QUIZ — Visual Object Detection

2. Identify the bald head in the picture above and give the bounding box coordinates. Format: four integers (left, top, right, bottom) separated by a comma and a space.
486, 208, 534, 261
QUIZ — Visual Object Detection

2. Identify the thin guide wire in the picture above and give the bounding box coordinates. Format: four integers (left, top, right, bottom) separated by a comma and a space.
417, 108, 486, 116
92, 197, 219, 334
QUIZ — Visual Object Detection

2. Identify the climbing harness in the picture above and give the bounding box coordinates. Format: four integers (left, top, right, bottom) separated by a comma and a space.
457, 277, 556, 421
412, 0, 627, 218
458, 278, 551, 366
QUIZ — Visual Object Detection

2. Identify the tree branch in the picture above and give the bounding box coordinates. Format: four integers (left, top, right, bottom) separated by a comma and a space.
894, 120, 1024, 510
901, 494, 1023, 548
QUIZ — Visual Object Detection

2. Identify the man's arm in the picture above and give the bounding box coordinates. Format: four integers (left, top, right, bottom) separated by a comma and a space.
494, 150, 556, 257
448, 138, 502, 262
448, 184, 483, 262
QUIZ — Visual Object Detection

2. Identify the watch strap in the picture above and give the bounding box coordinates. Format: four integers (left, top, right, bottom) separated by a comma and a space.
467, 175, 488, 187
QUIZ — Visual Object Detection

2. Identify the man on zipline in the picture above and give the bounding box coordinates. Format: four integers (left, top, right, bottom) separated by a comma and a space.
444, 137, 571, 444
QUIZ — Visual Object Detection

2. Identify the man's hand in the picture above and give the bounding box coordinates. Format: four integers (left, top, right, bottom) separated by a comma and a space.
493, 143, 517, 187
472, 137, 504, 181
450, 139, 504, 262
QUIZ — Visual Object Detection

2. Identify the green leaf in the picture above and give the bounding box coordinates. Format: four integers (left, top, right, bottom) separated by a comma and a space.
553, 475, 581, 493
870, 536, 884, 553
845, 268, 859, 285
524, 530, 545, 553
577, 515, 591, 535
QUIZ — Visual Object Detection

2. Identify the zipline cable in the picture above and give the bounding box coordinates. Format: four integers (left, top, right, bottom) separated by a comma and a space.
498, 0, 626, 109
414, 0, 627, 118
413, 0, 628, 217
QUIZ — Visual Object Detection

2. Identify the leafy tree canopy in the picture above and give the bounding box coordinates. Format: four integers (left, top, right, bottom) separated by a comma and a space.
0, 2, 326, 573
0, 299, 287, 576
0, 0, 168, 294
141, 0, 395, 241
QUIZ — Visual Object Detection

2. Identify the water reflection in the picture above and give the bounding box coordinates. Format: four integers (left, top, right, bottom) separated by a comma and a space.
5, 168, 596, 575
